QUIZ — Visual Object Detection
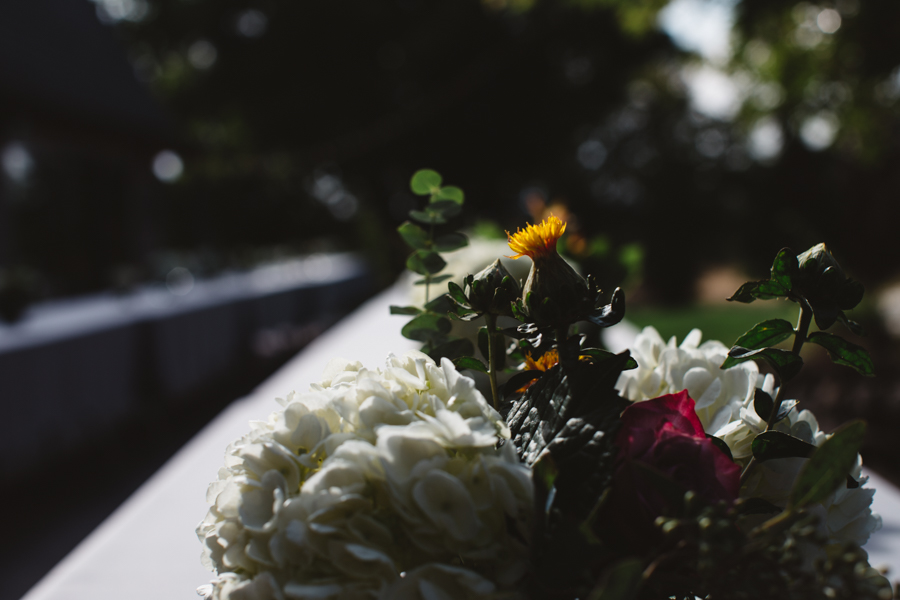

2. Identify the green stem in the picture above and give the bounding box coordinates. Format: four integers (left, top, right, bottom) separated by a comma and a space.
485, 314, 500, 410
425, 220, 436, 304
740, 298, 813, 484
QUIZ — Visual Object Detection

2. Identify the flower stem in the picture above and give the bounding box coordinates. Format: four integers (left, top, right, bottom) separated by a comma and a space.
740, 298, 813, 485
485, 314, 500, 410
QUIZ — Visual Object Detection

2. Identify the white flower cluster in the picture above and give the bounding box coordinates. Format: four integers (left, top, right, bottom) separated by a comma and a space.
616, 326, 881, 550
197, 351, 532, 600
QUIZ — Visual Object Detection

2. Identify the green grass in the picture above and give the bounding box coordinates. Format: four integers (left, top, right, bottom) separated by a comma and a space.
626, 300, 800, 347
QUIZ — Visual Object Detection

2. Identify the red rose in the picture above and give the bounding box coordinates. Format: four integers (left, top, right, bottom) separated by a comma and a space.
615, 390, 740, 505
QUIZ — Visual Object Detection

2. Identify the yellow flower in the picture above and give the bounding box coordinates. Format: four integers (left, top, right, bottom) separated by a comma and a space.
506, 215, 566, 260
524, 349, 559, 372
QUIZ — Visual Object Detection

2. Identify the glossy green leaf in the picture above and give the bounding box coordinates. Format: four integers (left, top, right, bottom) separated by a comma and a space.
753, 388, 774, 421
410, 169, 442, 195
707, 434, 734, 462
400, 312, 451, 342
434, 185, 464, 203
807, 331, 875, 376
733, 319, 794, 351
397, 221, 430, 250
721, 346, 804, 381
755, 279, 789, 299
447, 281, 469, 305
587, 558, 644, 600
433, 232, 468, 252
769, 248, 798, 291
728, 281, 761, 303
789, 420, 866, 510
454, 355, 488, 373
389, 305, 421, 315
406, 250, 446, 275
751, 431, 816, 462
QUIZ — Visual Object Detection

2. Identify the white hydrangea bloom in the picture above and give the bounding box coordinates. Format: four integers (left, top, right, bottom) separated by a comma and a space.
615, 326, 759, 435
197, 351, 531, 600
616, 326, 881, 551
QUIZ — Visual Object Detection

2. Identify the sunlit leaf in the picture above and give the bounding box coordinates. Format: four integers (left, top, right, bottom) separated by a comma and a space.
733, 319, 794, 350
434, 185, 464, 203
410, 169, 442, 195
454, 355, 488, 373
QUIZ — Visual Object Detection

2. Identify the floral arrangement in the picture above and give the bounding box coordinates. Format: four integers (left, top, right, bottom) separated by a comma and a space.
197, 170, 891, 599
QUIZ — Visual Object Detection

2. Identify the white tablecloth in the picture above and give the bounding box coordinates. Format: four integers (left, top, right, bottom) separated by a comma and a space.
21, 285, 900, 599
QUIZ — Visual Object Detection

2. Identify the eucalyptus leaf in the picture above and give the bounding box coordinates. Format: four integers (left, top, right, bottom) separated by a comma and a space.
733, 319, 794, 351
807, 331, 875, 376
434, 185, 464, 203
428, 199, 462, 219
423, 293, 455, 313
410, 169, 442, 195
406, 250, 446, 275
454, 355, 488, 373
721, 346, 804, 381
397, 221, 430, 250
389, 305, 421, 316
751, 431, 816, 462
433, 232, 468, 252
400, 312, 451, 342
428, 338, 473, 362
788, 420, 865, 510
408, 209, 446, 225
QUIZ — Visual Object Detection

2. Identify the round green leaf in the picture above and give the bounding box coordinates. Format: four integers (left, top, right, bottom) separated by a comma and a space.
410, 169, 442, 195
435, 185, 464, 203
397, 221, 430, 250
433, 232, 468, 252
427, 199, 462, 218
401, 312, 451, 342
406, 250, 446, 275
409, 209, 447, 225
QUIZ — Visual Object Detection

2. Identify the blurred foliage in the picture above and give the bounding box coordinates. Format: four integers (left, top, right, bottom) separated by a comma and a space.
8, 0, 900, 301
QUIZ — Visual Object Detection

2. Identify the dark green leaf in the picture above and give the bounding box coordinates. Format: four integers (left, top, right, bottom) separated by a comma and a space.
434, 185, 464, 203
408, 209, 446, 225
501, 370, 544, 396
428, 199, 462, 219
753, 388, 774, 421
733, 319, 794, 351
579, 348, 638, 370
447, 281, 469, 305
751, 431, 816, 462
789, 420, 866, 510
397, 221, 430, 250
807, 331, 875, 376
755, 279, 789, 299
389, 305, 421, 316
410, 169, 442, 195
769, 248, 798, 291
424, 293, 455, 313
721, 346, 804, 381
414, 274, 453, 286
837, 311, 866, 336
433, 232, 468, 252
477, 327, 490, 363
428, 338, 473, 362
736, 497, 783, 516
838, 279, 864, 310
587, 558, 644, 600
400, 313, 452, 343
406, 250, 446, 275
728, 281, 761, 303
454, 355, 488, 373
706, 434, 734, 462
